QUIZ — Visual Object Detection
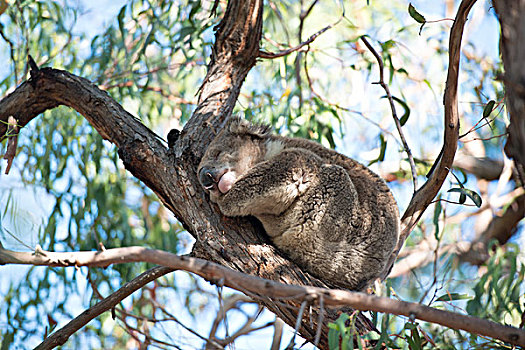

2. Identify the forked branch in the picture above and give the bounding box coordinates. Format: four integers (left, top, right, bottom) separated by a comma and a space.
383, 0, 478, 280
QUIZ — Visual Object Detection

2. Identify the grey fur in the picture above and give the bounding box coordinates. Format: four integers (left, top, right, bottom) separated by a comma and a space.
198, 118, 400, 291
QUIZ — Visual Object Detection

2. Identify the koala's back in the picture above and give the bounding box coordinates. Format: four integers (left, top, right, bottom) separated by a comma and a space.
261, 135, 400, 291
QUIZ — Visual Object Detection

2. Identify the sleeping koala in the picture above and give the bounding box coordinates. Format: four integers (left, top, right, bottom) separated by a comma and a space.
197, 118, 400, 291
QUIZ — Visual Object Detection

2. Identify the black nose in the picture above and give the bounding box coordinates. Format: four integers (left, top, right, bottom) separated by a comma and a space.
198, 167, 217, 189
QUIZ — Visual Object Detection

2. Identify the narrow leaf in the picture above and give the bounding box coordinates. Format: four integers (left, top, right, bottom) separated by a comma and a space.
433, 197, 442, 240
408, 3, 426, 24
393, 96, 411, 126
369, 134, 387, 166
328, 326, 340, 350
117, 5, 126, 37
483, 100, 496, 118
435, 293, 472, 302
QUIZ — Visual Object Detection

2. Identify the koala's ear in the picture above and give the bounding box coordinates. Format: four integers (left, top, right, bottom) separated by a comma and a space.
228, 117, 271, 138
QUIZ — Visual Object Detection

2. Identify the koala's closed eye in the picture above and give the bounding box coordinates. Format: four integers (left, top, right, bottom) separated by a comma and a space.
197, 117, 400, 291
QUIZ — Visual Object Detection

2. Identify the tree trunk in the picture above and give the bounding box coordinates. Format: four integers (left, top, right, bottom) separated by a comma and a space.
0, 0, 366, 347
493, 0, 525, 175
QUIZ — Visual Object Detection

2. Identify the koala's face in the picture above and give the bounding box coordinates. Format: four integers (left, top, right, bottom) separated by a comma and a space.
197, 118, 270, 202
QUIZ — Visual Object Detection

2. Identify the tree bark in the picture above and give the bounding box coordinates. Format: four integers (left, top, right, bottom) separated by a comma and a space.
0, 0, 362, 347
493, 0, 525, 174
0, 0, 479, 347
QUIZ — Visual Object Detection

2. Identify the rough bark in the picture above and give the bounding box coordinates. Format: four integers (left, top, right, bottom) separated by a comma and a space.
0, 0, 363, 347
493, 0, 525, 173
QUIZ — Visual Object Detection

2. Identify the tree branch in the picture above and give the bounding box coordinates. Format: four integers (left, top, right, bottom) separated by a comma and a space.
359, 35, 418, 191
0, 0, 489, 347
383, 0, 478, 280
0, 0, 349, 345
34, 266, 174, 350
453, 150, 504, 181
1, 245, 522, 348
259, 23, 333, 59
493, 0, 525, 171
459, 192, 525, 265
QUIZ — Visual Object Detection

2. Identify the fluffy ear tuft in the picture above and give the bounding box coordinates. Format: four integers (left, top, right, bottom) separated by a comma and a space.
228, 117, 271, 138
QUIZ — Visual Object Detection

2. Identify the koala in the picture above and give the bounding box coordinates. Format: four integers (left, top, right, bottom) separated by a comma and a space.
197, 118, 400, 291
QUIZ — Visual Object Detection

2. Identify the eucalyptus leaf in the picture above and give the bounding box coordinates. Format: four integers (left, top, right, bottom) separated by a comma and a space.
483, 100, 496, 118
408, 3, 426, 23
448, 187, 483, 207
435, 293, 472, 302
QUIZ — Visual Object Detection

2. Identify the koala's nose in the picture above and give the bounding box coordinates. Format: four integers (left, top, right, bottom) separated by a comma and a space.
198, 167, 218, 190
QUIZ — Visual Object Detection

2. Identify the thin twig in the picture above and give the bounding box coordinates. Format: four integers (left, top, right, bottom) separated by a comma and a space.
0, 25, 18, 83
314, 294, 324, 347
113, 311, 183, 349
268, 1, 290, 44
259, 24, 333, 59
302, 49, 401, 143
14, 1, 30, 80
360, 35, 418, 191
295, 0, 320, 110
271, 317, 284, 350
287, 300, 308, 349
146, 300, 226, 349
34, 266, 174, 350
383, 0, 478, 283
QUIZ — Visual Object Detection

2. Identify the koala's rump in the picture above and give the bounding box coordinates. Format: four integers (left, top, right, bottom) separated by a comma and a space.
259, 162, 394, 290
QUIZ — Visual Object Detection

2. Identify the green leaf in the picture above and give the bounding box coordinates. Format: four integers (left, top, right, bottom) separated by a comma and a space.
336, 313, 350, 333
408, 3, 426, 24
392, 96, 411, 126
483, 100, 496, 118
328, 326, 340, 350
369, 134, 387, 166
117, 5, 126, 37
435, 293, 472, 302
377, 134, 387, 162
433, 197, 442, 240
447, 188, 483, 207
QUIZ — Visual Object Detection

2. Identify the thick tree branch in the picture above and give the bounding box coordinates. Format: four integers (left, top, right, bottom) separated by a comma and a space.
382, 0, 478, 280
1, 246, 523, 348
453, 150, 504, 181
0, 0, 491, 347
0, 0, 349, 346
